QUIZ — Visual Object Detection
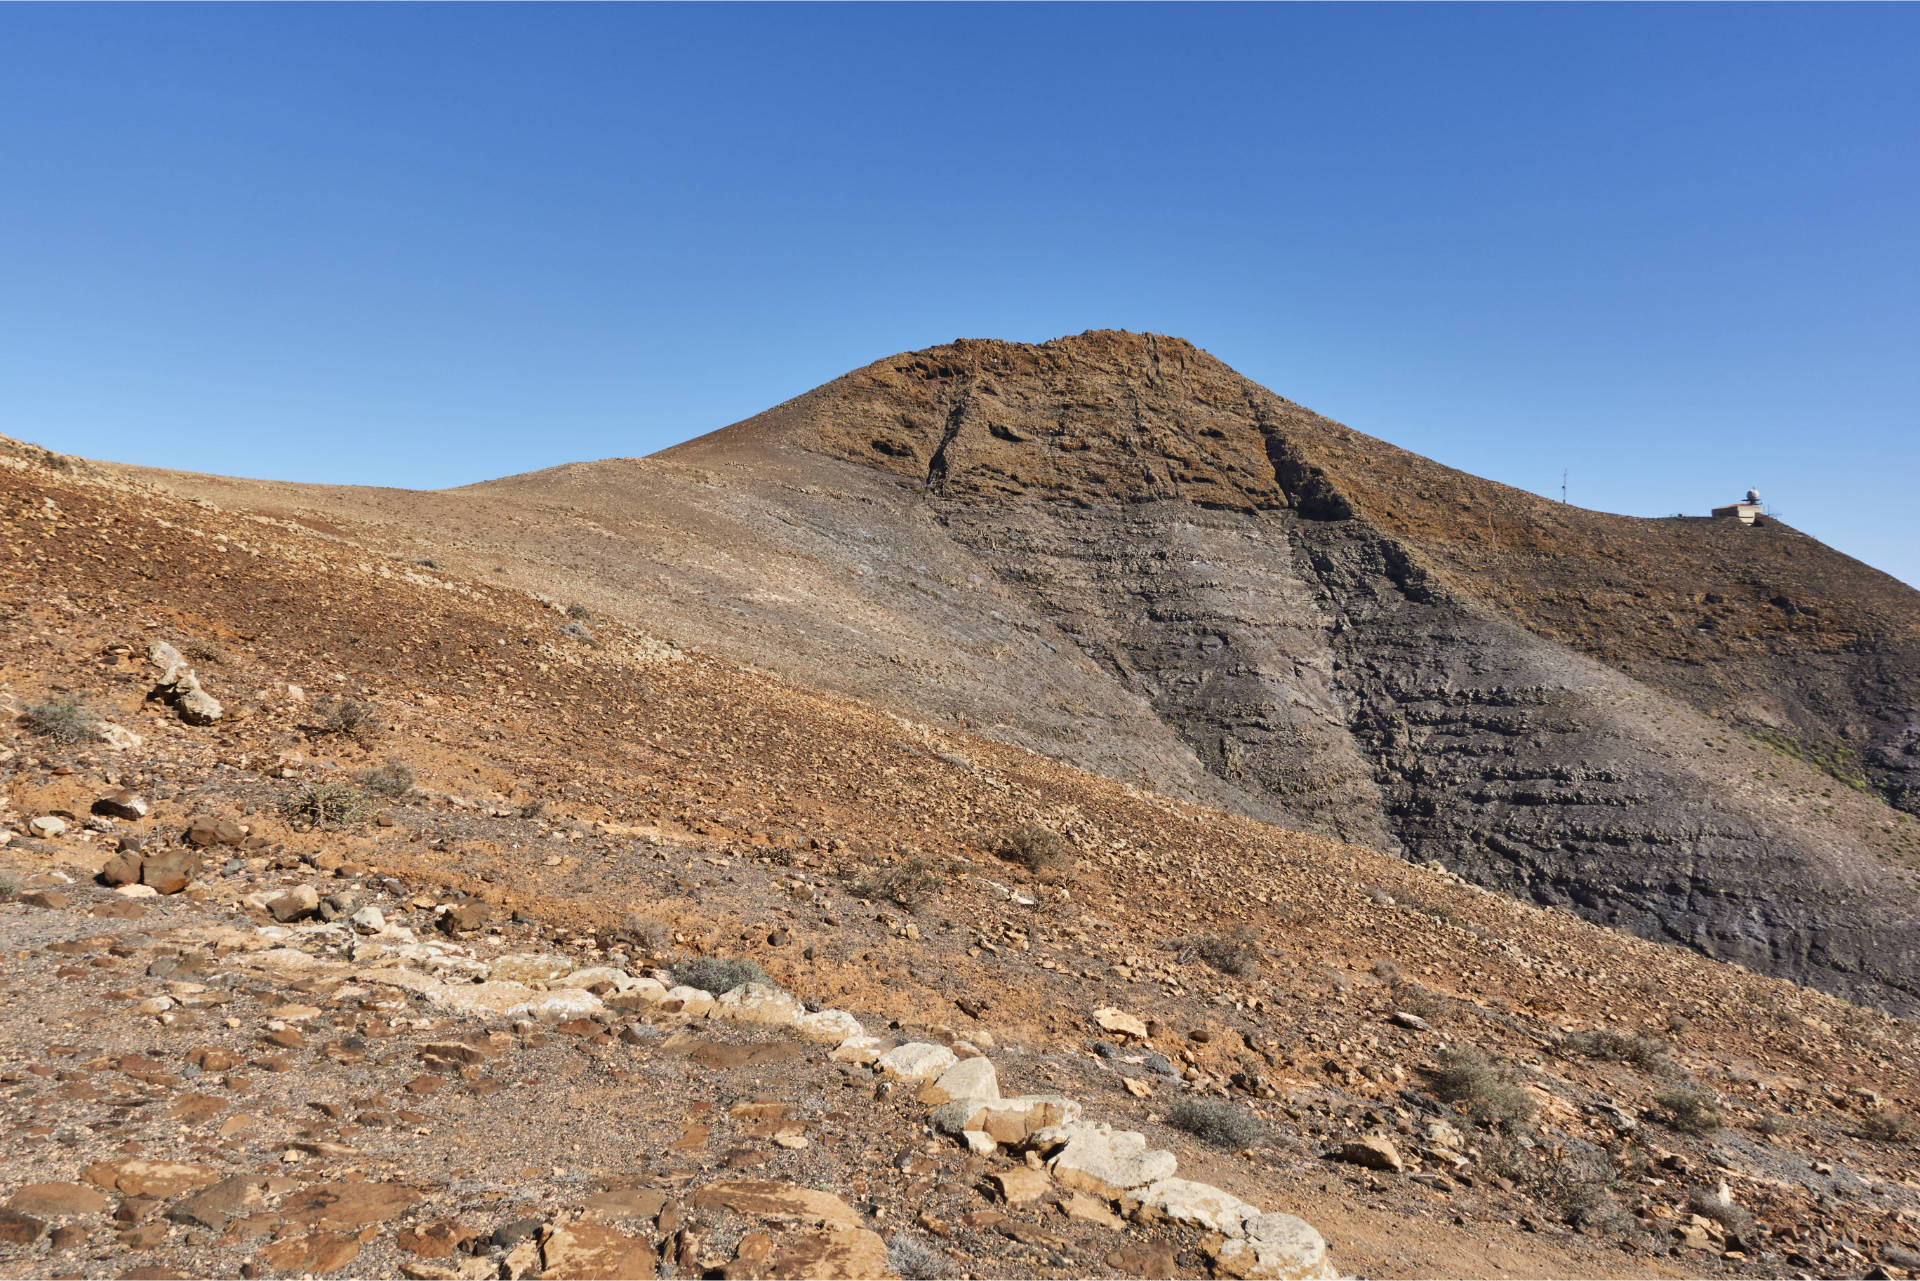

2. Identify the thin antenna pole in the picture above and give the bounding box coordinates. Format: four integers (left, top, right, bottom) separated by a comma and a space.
1562, 469, 1567, 504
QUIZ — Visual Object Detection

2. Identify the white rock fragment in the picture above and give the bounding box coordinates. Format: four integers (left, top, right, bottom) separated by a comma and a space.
660, 985, 715, 1016
1036, 1123, 1178, 1199
794, 1009, 864, 1045
1209, 1212, 1338, 1280
1135, 1178, 1261, 1236
710, 982, 805, 1028
875, 1042, 958, 1084
829, 1035, 894, 1065
921, 1055, 999, 1106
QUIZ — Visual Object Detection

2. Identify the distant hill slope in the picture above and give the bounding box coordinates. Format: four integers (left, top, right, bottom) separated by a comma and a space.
95, 332, 1920, 1013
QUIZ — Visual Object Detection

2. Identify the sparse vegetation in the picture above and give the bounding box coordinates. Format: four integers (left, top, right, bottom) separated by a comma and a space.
1653, 1089, 1723, 1136
1164, 1098, 1266, 1149
1428, 1046, 1537, 1129
556, 620, 599, 647
1171, 929, 1260, 976
1370, 957, 1404, 984
566, 601, 594, 622
308, 696, 383, 748
21, 693, 103, 744
1686, 1189, 1755, 1238
1392, 982, 1452, 1021
1559, 1028, 1678, 1076
852, 856, 941, 912
353, 759, 414, 798
630, 917, 671, 957
0, 876, 15, 903
179, 638, 229, 665
1862, 1108, 1917, 1144
518, 798, 547, 820
672, 955, 768, 995
283, 782, 366, 829
886, 1233, 947, 1281
1748, 726, 1876, 794
1483, 1140, 1639, 1238
995, 823, 1073, 878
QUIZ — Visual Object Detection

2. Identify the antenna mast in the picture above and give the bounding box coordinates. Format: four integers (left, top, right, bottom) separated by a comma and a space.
1561, 469, 1567, 504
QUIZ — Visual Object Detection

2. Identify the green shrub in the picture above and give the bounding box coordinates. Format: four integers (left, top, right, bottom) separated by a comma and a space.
672, 955, 769, 995
21, 694, 102, 744
1164, 1098, 1266, 1149
353, 760, 415, 798
1428, 1047, 1537, 1129
283, 783, 365, 830
1653, 1089, 1723, 1136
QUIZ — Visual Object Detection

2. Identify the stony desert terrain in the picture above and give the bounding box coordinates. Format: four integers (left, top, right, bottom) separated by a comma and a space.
1, 335, 1917, 1281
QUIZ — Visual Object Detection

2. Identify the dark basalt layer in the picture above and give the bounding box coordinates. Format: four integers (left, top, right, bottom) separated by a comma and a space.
668, 330, 1920, 1012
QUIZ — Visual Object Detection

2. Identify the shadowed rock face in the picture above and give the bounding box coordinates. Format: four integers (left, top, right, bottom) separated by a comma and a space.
110, 329, 1920, 1012
663, 331, 1919, 1012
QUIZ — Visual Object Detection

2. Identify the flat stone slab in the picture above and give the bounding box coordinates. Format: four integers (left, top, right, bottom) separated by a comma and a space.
1209, 1212, 1338, 1280
689, 1180, 863, 1230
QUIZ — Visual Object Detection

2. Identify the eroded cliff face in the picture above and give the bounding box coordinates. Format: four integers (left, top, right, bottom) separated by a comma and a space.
670, 330, 1919, 1011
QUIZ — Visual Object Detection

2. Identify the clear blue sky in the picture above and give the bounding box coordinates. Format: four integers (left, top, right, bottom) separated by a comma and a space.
4, 5, 1916, 586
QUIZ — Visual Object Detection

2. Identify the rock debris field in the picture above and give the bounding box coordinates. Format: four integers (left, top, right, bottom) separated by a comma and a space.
2, 433, 1919, 1279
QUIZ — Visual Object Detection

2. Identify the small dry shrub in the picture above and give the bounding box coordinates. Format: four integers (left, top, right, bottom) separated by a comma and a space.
518, 798, 547, 820
1429, 1046, 1537, 1129
1172, 929, 1260, 976
1686, 1189, 1755, 1237
1484, 1140, 1639, 1237
852, 857, 941, 912
996, 823, 1073, 878
353, 759, 414, 798
179, 639, 229, 665
1560, 1028, 1678, 1076
886, 1233, 947, 1281
283, 783, 365, 830
630, 917, 671, 957
309, 696, 382, 748
1653, 1089, 1723, 1137
21, 694, 102, 744
1165, 1098, 1265, 1148
1862, 1108, 1917, 1144
673, 955, 768, 995
1371, 958, 1403, 984
1393, 982, 1452, 1021
566, 601, 594, 622
556, 621, 599, 648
